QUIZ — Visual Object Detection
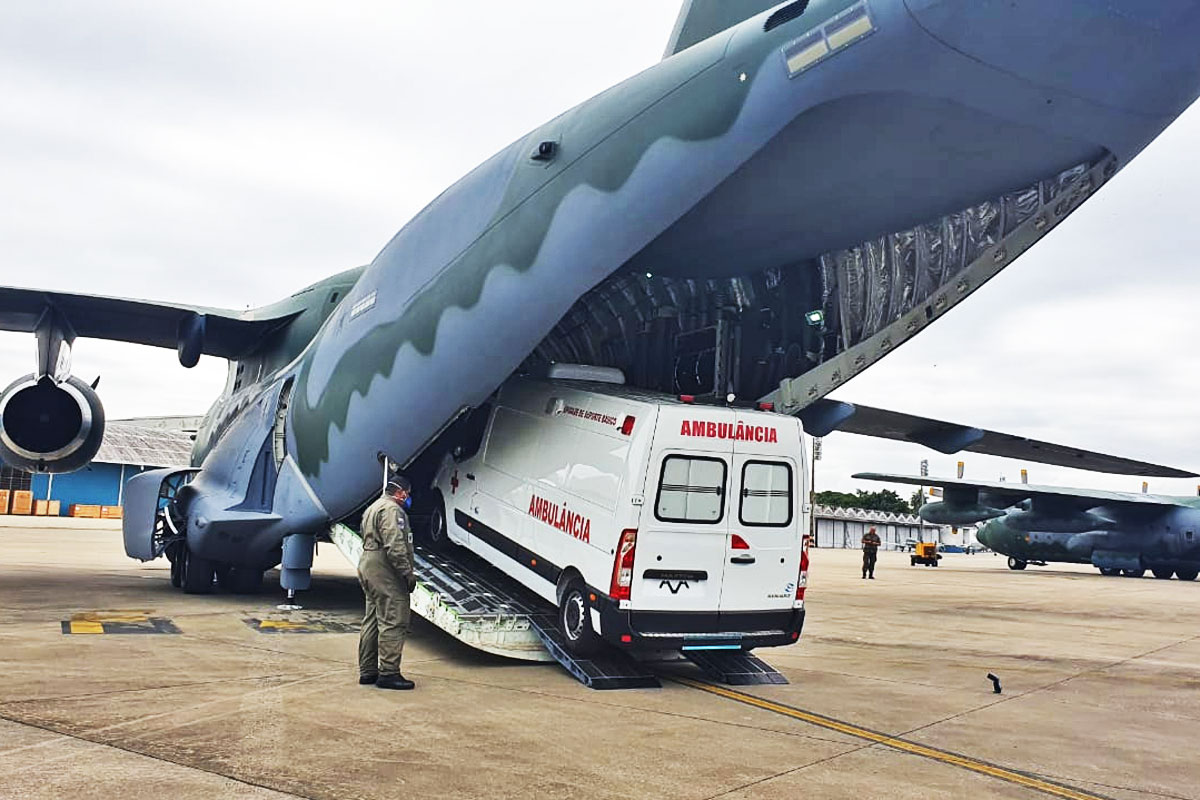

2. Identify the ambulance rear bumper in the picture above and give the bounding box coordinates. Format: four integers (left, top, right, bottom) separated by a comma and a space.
595, 597, 805, 651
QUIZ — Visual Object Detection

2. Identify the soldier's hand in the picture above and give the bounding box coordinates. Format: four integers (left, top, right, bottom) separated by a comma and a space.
406, 574, 417, 593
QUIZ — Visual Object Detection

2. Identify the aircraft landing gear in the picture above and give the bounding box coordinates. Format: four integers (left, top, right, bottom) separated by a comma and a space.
1098, 567, 1121, 576
1175, 567, 1199, 582
1121, 568, 1145, 578
1007, 556, 1027, 571
1151, 567, 1175, 580
181, 549, 216, 594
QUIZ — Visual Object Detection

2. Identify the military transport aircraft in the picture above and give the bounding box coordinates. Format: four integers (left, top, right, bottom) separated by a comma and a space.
856, 472, 1200, 581
3, 0, 1200, 595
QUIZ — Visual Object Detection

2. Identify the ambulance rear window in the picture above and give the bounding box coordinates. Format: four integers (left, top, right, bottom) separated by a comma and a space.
655, 455, 726, 524
739, 461, 793, 527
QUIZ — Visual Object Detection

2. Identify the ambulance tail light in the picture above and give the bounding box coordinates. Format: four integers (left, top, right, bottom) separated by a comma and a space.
731, 534, 750, 550
620, 415, 636, 436
679, 394, 695, 404
795, 540, 810, 604
758, 402, 775, 412
610, 528, 638, 601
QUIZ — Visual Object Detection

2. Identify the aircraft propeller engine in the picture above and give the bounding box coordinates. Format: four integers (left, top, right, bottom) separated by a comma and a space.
0, 374, 106, 473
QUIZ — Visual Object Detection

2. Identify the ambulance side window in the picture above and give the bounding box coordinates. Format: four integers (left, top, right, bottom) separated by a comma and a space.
739, 461, 793, 527
655, 455, 726, 524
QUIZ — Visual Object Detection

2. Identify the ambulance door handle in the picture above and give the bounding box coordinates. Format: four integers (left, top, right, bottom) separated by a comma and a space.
730, 554, 756, 565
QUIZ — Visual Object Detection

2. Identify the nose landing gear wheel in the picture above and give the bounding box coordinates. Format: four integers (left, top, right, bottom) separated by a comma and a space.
1007, 557, 1027, 571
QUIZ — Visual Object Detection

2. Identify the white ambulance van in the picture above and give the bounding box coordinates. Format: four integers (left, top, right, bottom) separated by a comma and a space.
430, 370, 809, 656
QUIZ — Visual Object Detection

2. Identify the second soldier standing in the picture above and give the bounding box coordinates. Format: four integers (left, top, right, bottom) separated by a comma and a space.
358, 474, 417, 690
861, 525, 881, 580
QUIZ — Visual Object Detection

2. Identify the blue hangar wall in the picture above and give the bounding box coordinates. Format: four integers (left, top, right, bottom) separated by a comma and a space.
30, 463, 156, 514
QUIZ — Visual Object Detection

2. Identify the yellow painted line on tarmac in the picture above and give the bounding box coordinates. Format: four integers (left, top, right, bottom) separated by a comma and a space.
67, 620, 105, 635
675, 676, 1110, 800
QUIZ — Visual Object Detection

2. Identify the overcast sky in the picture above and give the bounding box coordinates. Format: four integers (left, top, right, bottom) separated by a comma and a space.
3, 1, 1199, 499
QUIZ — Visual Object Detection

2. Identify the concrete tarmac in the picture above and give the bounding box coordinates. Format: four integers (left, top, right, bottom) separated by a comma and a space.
1, 529, 1198, 800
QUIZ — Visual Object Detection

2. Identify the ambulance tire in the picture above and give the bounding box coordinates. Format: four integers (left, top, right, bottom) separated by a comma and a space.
427, 496, 450, 551
558, 579, 600, 656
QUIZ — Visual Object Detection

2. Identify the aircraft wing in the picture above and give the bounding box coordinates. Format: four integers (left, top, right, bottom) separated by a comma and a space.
799, 398, 1197, 479
0, 285, 299, 361
853, 473, 1194, 510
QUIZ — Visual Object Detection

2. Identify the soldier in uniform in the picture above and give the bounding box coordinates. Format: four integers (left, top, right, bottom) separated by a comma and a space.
861, 526, 882, 580
358, 474, 417, 690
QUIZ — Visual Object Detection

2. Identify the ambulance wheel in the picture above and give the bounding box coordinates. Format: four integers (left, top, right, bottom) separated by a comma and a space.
558, 580, 600, 656
1152, 567, 1175, 580
181, 550, 215, 594
1176, 567, 1199, 582
1007, 557, 1027, 571
1121, 568, 1145, 578
427, 497, 450, 551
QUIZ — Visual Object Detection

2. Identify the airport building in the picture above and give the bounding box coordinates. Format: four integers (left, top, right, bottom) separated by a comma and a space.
812, 504, 978, 550
0, 417, 198, 516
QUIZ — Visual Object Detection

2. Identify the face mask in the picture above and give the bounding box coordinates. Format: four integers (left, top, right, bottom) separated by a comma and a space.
404, 496, 413, 509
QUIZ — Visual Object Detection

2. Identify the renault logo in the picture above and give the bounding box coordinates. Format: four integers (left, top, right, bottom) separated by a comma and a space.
660, 579, 690, 594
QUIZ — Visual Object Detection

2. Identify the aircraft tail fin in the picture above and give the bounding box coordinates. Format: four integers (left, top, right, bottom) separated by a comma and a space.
664, 0, 784, 58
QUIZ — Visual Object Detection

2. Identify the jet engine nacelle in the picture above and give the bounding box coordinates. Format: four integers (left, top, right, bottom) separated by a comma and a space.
0, 374, 105, 473
919, 501, 1005, 526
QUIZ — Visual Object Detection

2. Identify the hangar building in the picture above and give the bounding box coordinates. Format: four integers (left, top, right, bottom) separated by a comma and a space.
0, 417, 197, 515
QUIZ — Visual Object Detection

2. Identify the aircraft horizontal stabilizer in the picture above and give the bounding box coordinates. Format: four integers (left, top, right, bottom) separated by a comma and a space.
804, 400, 1196, 478
0, 286, 300, 364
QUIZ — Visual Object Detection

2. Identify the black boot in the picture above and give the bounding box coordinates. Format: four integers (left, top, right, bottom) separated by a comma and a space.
377, 673, 415, 690
359, 673, 378, 685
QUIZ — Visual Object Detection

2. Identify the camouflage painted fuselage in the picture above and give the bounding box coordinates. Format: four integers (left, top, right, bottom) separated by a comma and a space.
180, 0, 1200, 570
978, 501, 1200, 574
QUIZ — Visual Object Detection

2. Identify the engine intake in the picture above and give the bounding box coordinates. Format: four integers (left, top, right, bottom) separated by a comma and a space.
0, 374, 105, 473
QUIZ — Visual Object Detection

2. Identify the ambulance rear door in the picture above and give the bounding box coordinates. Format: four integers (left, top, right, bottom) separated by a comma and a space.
634, 407, 733, 614
720, 413, 803, 614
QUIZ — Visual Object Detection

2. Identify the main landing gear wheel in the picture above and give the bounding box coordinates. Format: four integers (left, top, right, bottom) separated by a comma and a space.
1121, 568, 1145, 578
181, 549, 216, 594
217, 566, 264, 594
558, 580, 600, 657
1099, 567, 1121, 576
1175, 567, 1199, 582
1152, 567, 1175, 580
167, 544, 185, 588
1007, 557, 1027, 571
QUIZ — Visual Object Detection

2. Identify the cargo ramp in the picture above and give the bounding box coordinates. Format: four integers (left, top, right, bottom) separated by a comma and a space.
329, 524, 785, 689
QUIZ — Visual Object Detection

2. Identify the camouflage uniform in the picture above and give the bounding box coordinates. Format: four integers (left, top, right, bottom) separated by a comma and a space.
862, 529, 881, 579
358, 494, 415, 679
